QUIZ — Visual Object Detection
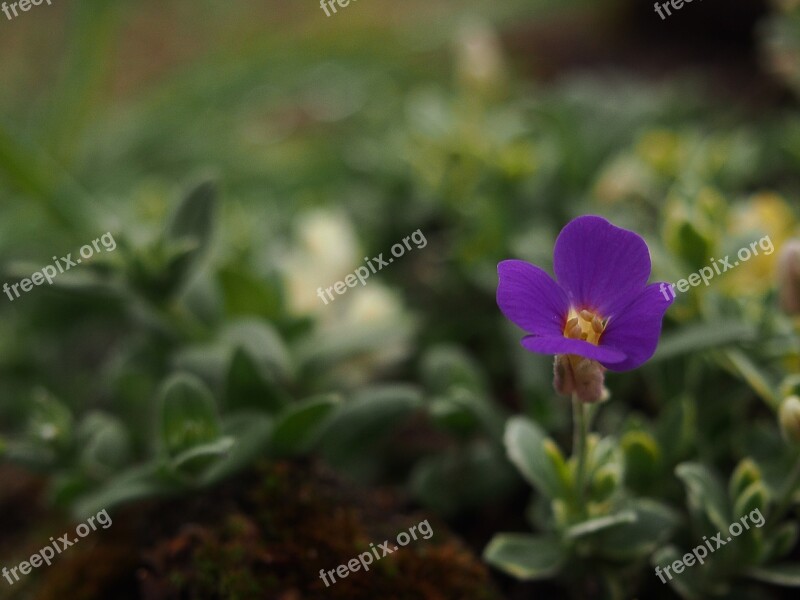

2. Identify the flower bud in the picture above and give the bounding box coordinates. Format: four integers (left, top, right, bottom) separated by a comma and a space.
553, 355, 608, 403
778, 239, 800, 316
779, 395, 800, 445
553, 355, 575, 397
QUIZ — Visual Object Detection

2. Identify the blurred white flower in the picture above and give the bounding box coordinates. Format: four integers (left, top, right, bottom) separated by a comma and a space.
454, 19, 507, 94
333, 283, 412, 383
283, 209, 360, 317
297, 210, 359, 270
281, 210, 413, 387
342, 284, 402, 325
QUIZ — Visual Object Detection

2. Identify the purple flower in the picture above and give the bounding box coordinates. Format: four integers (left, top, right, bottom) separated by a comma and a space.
497, 216, 673, 400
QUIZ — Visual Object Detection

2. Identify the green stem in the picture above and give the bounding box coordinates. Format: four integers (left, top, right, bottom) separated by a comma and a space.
572, 393, 589, 513
771, 450, 800, 525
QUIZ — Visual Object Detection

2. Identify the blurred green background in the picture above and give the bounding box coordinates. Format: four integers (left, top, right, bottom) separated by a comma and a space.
2, 0, 800, 598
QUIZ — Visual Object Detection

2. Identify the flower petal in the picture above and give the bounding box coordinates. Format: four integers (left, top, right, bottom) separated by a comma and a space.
598, 282, 673, 371
521, 335, 627, 364
497, 260, 569, 336
553, 215, 652, 316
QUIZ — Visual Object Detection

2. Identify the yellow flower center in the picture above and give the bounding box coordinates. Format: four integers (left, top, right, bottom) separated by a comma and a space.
563, 308, 607, 346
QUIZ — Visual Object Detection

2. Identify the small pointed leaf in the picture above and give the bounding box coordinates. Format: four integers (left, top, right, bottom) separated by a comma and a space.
483, 533, 565, 581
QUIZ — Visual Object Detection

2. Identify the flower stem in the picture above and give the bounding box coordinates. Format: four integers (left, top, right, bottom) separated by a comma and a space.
572, 393, 589, 513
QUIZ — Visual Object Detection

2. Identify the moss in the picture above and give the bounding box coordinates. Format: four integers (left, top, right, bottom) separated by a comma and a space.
26, 460, 500, 599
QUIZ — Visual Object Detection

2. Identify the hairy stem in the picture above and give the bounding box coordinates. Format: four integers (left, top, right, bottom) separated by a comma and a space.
572, 393, 589, 513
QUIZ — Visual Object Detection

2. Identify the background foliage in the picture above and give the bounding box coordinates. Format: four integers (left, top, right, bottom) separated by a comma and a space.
1, 0, 800, 598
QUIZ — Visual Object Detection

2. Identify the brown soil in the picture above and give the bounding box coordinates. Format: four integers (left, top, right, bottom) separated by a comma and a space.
3, 461, 499, 600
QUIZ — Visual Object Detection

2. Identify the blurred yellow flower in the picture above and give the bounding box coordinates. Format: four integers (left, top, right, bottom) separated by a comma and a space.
724, 193, 798, 295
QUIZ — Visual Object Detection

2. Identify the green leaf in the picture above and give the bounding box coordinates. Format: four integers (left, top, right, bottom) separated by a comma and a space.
729, 459, 762, 503
428, 387, 505, 440
544, 439, 574, 499
746, 563, 800, 587
222, 318, 292, 380
676, 462, 731, 532
71, 464, 180, 519
226, 348, 289, 414
49, 473, 92, 510
270, 394, 340, 456
294, 320, 414, 369
199, 413, 273, 486
420, 345, 486, 394
179, 269, 223, 325
319, 385, 421, 466
162, 239, 203, 289
583, 435, 623, 500
167, 178, 216, 249
652, 322, 757, 363
172, 344, 232, 387
175, 319, 291, 391
673, 220, 712, 272
622, 430, 661, 491
77, 412, 131, 476
158, 373, 221, 457
565, 511, 637, 539
3, 260, 121, 298
722, 349, 778, 410
2, 440, 55, 469
218, 267, 284, 320
504, 416, 567, 500
652, 545, 704, 600
733, 481, 770, 521
124, 237, 201, 301
410, 442, 519, 517
592, 499, 681, 561
428, 395, 477, 436
765, 522, 799, 561
590, 465, 621, 503
170, 436, 235, 471
483, 533, 565, 581
165, 178, 217, 282
586, 435, 619, 477
655, 394, 696, 464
